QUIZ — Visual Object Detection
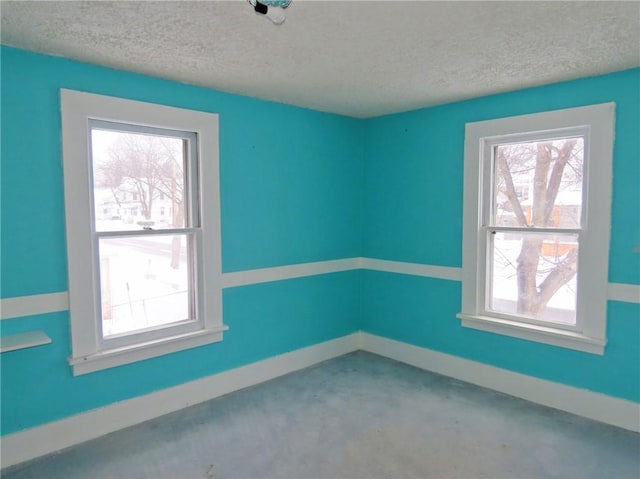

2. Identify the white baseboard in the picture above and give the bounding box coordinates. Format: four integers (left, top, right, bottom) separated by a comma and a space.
0, 333, 359, 469
359, 332, 640, 433
3, 331, 638, 469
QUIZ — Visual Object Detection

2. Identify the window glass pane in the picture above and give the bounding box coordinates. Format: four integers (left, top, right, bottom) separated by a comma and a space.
493, 137, 583, 228
99, 234, 194, 337
489, 231, 578, 325
91, 129, 187, 232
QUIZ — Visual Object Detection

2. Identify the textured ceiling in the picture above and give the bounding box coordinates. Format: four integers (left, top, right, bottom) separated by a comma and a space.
2, 1, 639, 118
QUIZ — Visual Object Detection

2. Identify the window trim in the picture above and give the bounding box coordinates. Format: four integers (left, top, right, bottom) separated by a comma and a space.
61, 89, 225, 375
457, 103, 615, 355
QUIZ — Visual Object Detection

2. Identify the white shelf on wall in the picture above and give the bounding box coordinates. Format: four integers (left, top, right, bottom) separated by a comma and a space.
1, 330, 52, 353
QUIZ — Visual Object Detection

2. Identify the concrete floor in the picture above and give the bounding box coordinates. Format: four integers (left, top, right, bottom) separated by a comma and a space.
3, 351, 639, 479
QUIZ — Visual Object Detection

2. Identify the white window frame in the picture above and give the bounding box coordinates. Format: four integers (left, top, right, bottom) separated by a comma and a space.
61, 89, 225, 375
457, 103, 615, 355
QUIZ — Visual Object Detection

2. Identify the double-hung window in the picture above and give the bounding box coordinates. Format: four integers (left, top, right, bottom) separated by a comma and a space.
458, 103, 615, 354
61, 90, 224, 375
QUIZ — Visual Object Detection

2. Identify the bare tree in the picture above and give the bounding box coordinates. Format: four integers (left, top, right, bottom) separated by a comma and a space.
96, 134, 177, 219
495, 138, 582, 317
153, 141, 186, 269
95, 132, 185, 268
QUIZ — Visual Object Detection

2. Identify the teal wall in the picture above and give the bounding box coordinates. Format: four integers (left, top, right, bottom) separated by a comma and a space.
1, 272, 361, 433
0, 47, 363, 434
1, 46, 364, 297
363, 68, 640, 402
1, 46, 638, 436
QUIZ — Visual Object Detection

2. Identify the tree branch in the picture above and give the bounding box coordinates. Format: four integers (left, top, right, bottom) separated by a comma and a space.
497, 149, 529, 226
532, 143, 552, 226
543, 140, 577, 225
536, 248, 578, 308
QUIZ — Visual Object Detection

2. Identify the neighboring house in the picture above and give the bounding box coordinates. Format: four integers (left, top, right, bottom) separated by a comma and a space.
94, 187, 176, 228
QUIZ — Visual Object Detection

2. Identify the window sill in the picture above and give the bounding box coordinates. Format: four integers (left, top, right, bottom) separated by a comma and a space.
456, 313, 605, 355
68, 325, 228, 375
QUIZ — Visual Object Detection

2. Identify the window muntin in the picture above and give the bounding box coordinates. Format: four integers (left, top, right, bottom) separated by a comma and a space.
488, 230, 579, 326
491, 137, 584, 229
484, 134, 585, 327
98, 233, 196, 339
89, 122, 203, 347
90, 123, 194, 232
